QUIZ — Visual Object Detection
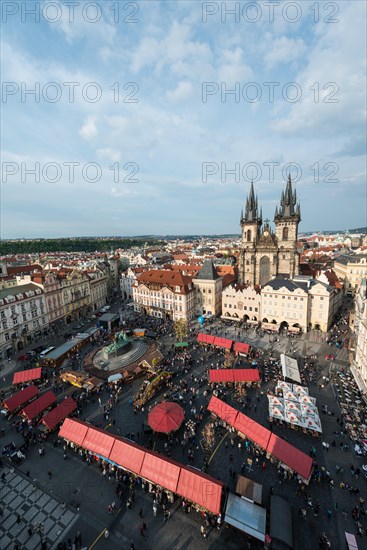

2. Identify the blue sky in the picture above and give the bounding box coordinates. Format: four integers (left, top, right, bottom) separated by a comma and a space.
1, 0, 366, 238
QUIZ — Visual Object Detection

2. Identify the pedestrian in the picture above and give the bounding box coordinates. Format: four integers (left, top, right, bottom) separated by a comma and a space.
28, 526, 33, 537
140, 525, 145, 537
130, 542, 135, 550
16, 514, 21, 524
142, 522, 147, 531
139, 508, 143, 518
47, 470, 52, 480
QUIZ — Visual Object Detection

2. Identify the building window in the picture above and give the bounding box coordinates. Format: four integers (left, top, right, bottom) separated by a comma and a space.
247, 230, 251, 242
283, 227, 288, 241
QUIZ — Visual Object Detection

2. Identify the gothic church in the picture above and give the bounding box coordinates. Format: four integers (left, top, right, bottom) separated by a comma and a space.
238, 176, 301, 286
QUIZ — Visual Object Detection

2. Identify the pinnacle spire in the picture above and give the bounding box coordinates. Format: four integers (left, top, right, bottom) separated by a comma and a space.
242, 182, 261, 223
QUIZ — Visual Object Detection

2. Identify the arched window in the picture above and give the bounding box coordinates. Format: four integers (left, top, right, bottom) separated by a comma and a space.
246, 229, 251, 242
283, 227, 288, 241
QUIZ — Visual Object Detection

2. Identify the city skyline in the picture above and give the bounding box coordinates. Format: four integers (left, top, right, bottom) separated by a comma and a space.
2, 1, 366, 238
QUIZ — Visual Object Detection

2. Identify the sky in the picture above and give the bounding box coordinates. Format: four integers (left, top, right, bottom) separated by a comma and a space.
1, 0, 366, 238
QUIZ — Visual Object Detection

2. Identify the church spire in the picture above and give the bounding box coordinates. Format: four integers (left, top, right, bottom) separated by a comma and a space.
275, 174, 300, 220
242, 181, 261, 223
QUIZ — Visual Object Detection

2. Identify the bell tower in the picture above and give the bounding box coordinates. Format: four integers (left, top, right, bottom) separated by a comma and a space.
239, 182, 262, 284
274, 175, 301, 278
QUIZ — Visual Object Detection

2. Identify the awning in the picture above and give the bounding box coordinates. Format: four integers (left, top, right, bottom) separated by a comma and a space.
267, 434, 313, 481
21, 391, 56, 421
207, 395, 238, 425
224, 492, 266, 542
177, 466, 223, 515
213, 336, 233, 349
280, 354, 301, 384
107, 373, 123, 382
140, 451, 181, 493
109, 438, 146, 474
82, 426, 116, 457
209, 369, 260, 383
13, 367, 42, 385
270, 495, 293, 549
3, 385, 39, 412
233, 342, 250, 354
197, 333, 215, 345
234, 412, 272, 449
59, 418, 89, 446
40, 397, 77, 431
175, 342, 188, 347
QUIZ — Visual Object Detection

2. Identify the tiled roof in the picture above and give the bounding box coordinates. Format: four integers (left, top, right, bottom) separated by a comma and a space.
136, 270, 193, 294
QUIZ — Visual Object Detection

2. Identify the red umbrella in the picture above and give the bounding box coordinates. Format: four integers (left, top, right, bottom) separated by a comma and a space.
148, 402, 185, 433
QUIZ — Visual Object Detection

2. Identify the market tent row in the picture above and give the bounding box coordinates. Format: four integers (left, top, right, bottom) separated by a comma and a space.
20, 391, 56, 422
280, 354, 301, 384
197, 334, 251, 354
2, 385, 39, 413
13, 367, 42, 385
208, 396, 312, 482
40, 397, 77, 432
209, 369, 260, 384
59, 418, 224, 515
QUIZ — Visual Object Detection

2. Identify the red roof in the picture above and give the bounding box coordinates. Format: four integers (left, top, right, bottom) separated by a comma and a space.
21, 391, 56, 421
82, 426, 116, 457
207, 395, 238, 425
213, 336, 233, 349
209, 369, 260, 383
267, 433, 313, 480
140, 451, 181, 493
109, 438, 146, 474
59, 417, 89, 446
13, 367, 42, 385
197, 333, 215, 345
234, 412, 272, 449
177, 466, 223, 515
3, 385, 39, 412
40, 397, 77, 431
233, 342, 250, 354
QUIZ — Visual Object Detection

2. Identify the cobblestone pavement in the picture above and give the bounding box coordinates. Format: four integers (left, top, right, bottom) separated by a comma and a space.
0, 466, 78, 550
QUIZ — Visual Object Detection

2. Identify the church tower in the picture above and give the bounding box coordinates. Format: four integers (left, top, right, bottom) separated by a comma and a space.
274, 175, 301, 278
238, 182, 262, 284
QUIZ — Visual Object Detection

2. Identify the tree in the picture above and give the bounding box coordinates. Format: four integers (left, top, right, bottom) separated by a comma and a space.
174, 319, 188, 342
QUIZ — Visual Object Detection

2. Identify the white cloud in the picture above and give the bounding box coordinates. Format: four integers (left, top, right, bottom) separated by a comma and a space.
79, 116, 98, 140
218, 47, 253, 82
264, 36, 306, 69
166, 81, 193, 102
96, 148, 121, 162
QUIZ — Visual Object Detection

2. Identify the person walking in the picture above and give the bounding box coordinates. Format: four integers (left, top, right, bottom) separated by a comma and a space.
139, 508, 143, 518
47, 470, 52, 480
16, 514, 21, 524
140, 525, 145, 537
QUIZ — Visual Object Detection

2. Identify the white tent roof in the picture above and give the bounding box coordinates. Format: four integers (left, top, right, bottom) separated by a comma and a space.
280, 354, 301, 383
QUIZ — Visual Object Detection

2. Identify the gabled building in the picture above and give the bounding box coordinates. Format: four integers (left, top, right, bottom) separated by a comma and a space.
133, 270, 195, 321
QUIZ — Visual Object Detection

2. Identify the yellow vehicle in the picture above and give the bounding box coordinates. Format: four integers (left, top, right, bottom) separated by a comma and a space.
133, 370, 172, 410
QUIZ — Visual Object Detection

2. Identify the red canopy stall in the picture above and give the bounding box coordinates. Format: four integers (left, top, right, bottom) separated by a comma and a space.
21, 391, 56, 421
13, 367, 42, 385
110, 438, 146, 474
40, 397, 76, 432
177, 466, 223, 515
266, 433, 313, 481
209, 369, 260, 383
3, 385, 39, 413
140, 451, 181, 493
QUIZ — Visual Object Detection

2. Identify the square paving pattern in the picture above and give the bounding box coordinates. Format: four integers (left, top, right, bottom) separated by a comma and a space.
0, 466, 78, 550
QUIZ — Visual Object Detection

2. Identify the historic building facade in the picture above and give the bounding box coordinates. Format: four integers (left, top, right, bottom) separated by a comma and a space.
238, 177, 301, 286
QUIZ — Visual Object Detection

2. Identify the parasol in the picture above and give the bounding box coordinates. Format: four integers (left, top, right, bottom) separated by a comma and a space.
148, 402, 185, 433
